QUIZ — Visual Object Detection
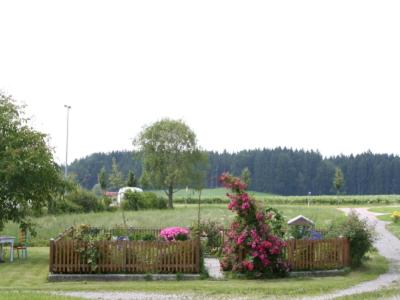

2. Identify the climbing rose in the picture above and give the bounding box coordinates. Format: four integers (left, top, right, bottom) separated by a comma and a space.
219, 173, 290, 276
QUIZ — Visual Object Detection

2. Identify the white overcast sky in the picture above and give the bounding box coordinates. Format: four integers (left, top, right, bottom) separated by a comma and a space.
1, 0, 399, 164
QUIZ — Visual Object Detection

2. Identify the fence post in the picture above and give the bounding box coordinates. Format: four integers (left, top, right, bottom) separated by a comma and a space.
196, 237, 201, 273
49, 238, 55, 273
345, 238, 351, 266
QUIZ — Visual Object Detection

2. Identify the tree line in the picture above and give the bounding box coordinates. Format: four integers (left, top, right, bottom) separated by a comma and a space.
68, 148, 400, 195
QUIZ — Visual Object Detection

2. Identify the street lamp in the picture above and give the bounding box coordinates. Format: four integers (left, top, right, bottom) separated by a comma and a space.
64, 105, 71, 178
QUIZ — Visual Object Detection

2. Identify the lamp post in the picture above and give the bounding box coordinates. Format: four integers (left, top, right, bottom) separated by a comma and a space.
64, 105, 71, 178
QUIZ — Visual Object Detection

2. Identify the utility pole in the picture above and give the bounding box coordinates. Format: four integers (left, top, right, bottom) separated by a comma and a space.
64, 105, 71, 178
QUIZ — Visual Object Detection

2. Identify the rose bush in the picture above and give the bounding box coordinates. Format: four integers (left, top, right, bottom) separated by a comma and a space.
219, 173, 289, 276
160, 226, 189, 241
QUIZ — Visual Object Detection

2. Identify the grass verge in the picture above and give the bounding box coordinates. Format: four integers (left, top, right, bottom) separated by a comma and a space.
0, 291, 83, 299
335, 285, 400, 299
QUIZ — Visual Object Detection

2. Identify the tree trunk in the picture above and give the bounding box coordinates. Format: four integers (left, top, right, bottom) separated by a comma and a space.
168, 185, 174, 209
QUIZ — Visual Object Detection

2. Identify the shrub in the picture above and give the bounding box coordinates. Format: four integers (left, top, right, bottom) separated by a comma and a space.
265, 207, 286, 238
57, 198, 84, 213
191, 220, 224, 255
392, 211, 400, 223
128, 232, 156, 241
66, 189, 105, 213
122, 191, 167, 210
122, 190, 141, 211
327, 210, 375, 267
98, 196, 116, 212
139, 192, 167, 209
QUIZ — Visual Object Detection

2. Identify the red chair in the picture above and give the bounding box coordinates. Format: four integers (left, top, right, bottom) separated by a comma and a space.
13, 230, 28, 259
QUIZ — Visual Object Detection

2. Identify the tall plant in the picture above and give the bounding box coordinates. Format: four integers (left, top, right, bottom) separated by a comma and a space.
220, 173, 289, 276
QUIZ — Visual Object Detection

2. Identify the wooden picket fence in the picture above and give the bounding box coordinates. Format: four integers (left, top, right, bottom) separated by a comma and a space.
284, 238, 350, 270
49, 239, 200, 274
49, 227, 349, 274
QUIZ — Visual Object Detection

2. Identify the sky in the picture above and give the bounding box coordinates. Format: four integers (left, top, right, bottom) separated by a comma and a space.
1, 0, 399, 164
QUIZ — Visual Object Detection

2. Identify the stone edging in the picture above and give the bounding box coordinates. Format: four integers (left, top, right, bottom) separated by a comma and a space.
289, 268, 350, 278
48, 273, 200, 282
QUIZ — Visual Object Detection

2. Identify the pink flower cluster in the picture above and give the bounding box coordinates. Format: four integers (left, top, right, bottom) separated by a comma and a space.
159, 227, 189, 241
219, 173, 289, 275
219, 172, 247, 191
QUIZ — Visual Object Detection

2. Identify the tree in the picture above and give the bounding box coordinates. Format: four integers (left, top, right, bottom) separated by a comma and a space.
98, 167, 107, 193
240, 167, 251, 187
333, 167, 345, 194
134, 118, 207, 208
0, 93, 62, 231
109, 157, 124, 190
126, 170, 137, 187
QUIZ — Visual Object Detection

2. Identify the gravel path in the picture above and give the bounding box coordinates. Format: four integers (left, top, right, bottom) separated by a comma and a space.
58, 291, 196, 300
304, 207, 400, 300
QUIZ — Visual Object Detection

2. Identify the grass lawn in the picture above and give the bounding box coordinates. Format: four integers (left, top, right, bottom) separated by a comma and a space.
368, 206, 400, 239
1, 205, 346, 246
0, 247, 389, 299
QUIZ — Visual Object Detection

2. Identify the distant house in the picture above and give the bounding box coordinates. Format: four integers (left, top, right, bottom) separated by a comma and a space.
104, 191, 118, 197
117, 187, 143, 205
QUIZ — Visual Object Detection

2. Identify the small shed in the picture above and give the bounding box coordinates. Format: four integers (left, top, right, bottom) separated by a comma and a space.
287, 215, 315, 228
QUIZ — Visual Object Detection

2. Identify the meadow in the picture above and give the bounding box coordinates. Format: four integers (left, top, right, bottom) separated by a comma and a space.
151, 188, 273, 200
1, 204, 346, 246
154, 188, 400, 206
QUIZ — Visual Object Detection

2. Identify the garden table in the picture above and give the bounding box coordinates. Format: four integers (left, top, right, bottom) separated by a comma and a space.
0, 236, 15, 262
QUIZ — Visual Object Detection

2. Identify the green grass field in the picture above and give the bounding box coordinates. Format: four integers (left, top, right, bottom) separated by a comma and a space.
0, 247, 389, 299
368, 206, 400, 239
1, 205, 346, 246
151, 188, 273, 199
153, 188, 400, 206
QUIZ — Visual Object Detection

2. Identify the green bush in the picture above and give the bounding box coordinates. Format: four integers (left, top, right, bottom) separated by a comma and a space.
102, 196, 117, 212
139, 192, 157, 209
128, 232, 156, 241
326, 210, 376, 267
191, 219, 224, 256
265, 207, 286, 238
122, 191, 167, 210
57, 198, 84, 213
122, 191, 141, 211
66, 189, 105, 213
